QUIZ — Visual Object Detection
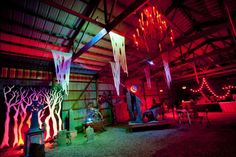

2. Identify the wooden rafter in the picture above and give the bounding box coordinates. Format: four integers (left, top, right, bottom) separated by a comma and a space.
66, 0, 100, 52
72, 0, 149, 61
41, 0, 106, 28
173, 64, 236, 82
164, 46, 236, 77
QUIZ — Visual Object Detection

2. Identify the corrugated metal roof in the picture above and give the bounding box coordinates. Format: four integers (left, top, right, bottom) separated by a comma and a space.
0, 0, 236, 79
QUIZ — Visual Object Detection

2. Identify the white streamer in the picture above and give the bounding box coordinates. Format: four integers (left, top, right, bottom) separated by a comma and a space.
51, 50, 72, 95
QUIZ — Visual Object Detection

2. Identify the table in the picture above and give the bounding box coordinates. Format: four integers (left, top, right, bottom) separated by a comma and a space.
219, 102, 236, 112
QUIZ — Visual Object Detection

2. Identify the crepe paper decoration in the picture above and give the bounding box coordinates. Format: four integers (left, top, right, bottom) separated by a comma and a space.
162, 53, 172, 88
109, 31, 128, 75
144, 66, 151, 89
110, 62, 120, 96
52, 50, 72, 95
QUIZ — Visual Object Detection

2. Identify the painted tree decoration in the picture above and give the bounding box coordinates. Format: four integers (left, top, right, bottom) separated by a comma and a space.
0, 86, 63, 148
41, 88, 63, 140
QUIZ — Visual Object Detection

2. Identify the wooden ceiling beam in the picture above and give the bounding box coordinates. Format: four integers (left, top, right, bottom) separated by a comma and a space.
173, 22, 229, 50
72, 0, 149, 61
74, 58, 106, 66
162, 45, 236, 78
80, 53, 113, 62
173, 64, 236, 82
66, 0, 100, 52
131, 45, 236, 80
173, 46, 236, 67
182, 4, 215, 20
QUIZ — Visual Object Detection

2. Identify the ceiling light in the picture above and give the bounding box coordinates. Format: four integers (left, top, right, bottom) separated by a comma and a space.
147, 60, 154, 65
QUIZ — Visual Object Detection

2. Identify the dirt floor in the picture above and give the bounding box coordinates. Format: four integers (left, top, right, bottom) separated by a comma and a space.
1, 112, 236, 157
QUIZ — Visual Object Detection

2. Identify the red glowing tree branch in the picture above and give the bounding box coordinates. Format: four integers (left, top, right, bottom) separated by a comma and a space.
17, 88, 36, 146
12, 102, 21, 147
0, 86, 64, 147
0, 86, 21, 148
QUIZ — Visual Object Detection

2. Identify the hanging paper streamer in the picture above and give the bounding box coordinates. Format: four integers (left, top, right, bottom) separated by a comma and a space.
110, 62, 120, 96
52, 50, 72, 95
109, 31, 128, 75
162, 53, 172, 88
144, 66, 151, 89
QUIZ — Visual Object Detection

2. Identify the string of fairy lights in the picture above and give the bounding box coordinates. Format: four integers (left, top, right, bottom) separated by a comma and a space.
190, 77, 236, 100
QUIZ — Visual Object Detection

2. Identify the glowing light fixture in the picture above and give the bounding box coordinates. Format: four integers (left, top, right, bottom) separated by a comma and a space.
86, 118, 93, 124
147, 60, 154, 65
182, 86, 187, 90
130, 85, 138, 93
133, 5, 174, 53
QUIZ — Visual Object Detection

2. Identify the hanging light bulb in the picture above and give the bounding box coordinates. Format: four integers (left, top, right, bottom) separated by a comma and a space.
147, 59, 154, 65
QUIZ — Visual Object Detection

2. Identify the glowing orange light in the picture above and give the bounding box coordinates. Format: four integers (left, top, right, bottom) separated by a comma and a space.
130, 85, 138, 93
133, 5, 174, 52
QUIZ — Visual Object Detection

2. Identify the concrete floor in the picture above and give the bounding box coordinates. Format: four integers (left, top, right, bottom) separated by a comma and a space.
1, 112, 236, 157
